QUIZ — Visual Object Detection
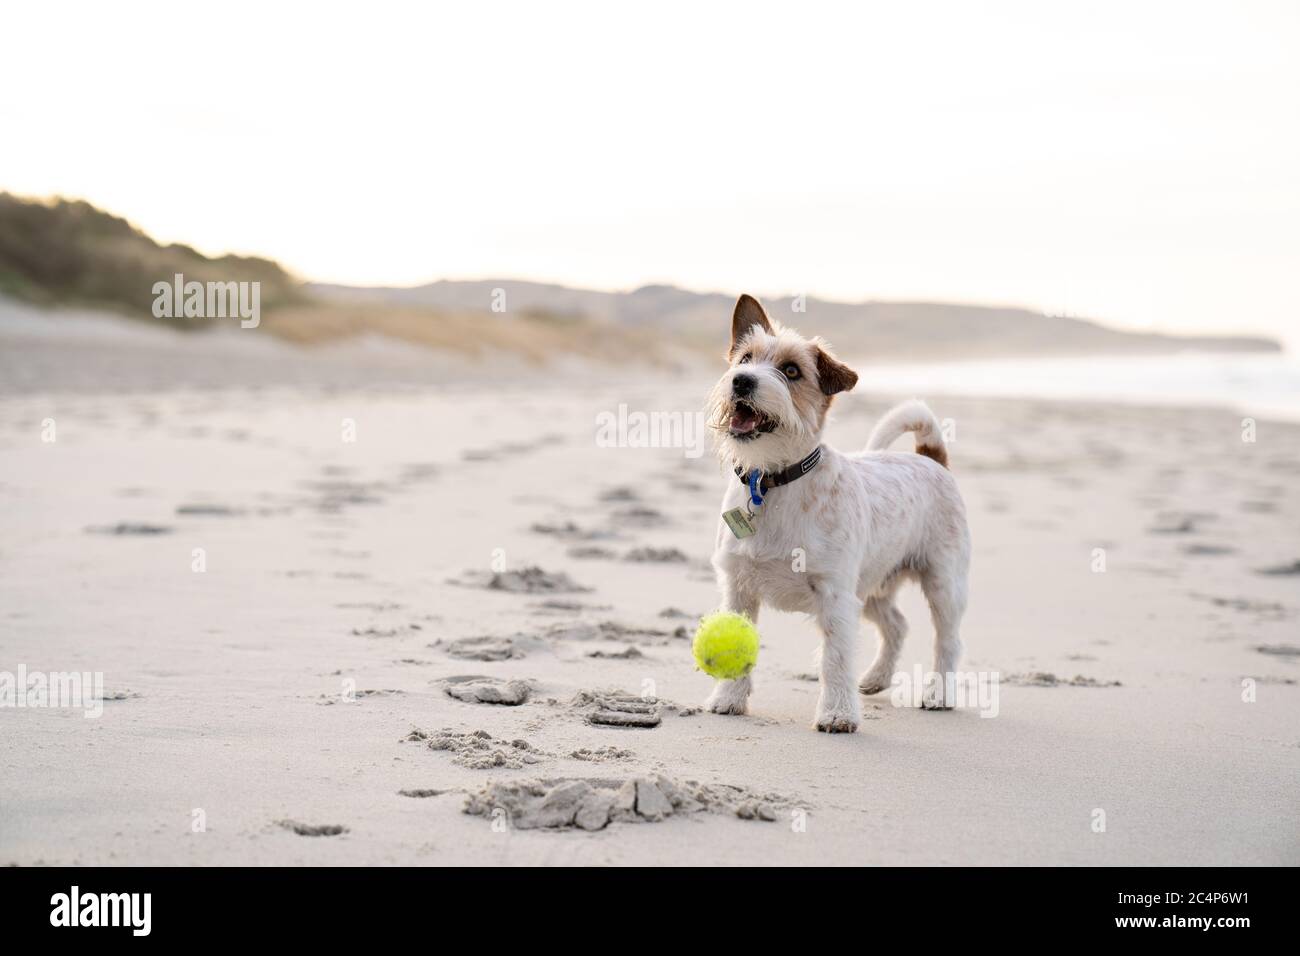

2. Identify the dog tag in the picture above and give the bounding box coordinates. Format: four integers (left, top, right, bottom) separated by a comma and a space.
722, 507, 757, 539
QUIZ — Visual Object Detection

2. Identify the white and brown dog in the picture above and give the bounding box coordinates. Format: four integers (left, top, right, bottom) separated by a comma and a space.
706, 294, 971, 732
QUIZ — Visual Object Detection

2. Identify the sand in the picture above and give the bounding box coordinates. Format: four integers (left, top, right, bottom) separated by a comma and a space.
1, 311, 1298, 865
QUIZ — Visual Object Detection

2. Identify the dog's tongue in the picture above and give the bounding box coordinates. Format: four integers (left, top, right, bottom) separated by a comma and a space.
730, 407, 759, 434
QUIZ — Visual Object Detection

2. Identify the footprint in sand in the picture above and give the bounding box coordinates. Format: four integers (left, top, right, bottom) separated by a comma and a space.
544, 620, 682, 646
298, 478, 388, 513
623, 547, 690, 563
586, 647, 643, 660
1181, 543, 1236, 556
567, 546, 619, 560
1004, 672, 1122, 687
608, 506, 670, 528
442, 635, 530, 661
175, 503, 245, 516
463, 775, 798, 831
1148, 511, 1216, 534
531, 599, 613, 614
406, 728, 547, 768
1195, 594, 1289, 620
463, 435, 565, 463
276, 820, 347, 837
1254, 644, 1300, 657
441, 675, 532, 706
85, 523, 173, 536
531, 520, 617, 542
317, 688, 405, 705
1255, 560, 1300, 576
598, 486, 641, 503
453, 566, 590, 594
397, 462, 441, 484
571, 690, 663, 728
569, 746, 635, 762
657, 607, 699, 620
352, 624, 422, 638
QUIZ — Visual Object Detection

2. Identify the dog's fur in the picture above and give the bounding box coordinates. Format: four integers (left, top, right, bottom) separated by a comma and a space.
706, 294, 971, 732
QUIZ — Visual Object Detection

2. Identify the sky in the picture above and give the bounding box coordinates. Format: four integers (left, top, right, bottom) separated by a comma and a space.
3, 1, 1298, 348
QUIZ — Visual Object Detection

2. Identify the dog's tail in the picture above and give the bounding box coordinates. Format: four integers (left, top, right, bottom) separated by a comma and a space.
866, 399, 949, 468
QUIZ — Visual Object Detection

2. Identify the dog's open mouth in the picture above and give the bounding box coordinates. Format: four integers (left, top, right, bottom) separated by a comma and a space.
729, 401, 775, 440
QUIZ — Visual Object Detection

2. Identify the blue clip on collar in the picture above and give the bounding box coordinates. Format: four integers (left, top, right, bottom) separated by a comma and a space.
747, 469, 764, 508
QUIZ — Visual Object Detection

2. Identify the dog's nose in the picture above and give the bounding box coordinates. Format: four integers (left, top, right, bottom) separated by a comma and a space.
732, 374, 756, 398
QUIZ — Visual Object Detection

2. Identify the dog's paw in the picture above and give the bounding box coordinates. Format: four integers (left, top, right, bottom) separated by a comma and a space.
857, 668, 894, 696
707, 697, 749, 716
816, 688, 861, 732
921, 685, 955, 710
814, 695, 861, 732
705, 683, 750, 716
814, 713, 859, 734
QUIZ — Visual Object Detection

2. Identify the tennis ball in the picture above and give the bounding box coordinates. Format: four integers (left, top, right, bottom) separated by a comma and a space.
693, 612, 760, 680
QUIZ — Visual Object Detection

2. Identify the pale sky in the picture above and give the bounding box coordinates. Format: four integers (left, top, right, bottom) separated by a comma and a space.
4, 1, 1298, 348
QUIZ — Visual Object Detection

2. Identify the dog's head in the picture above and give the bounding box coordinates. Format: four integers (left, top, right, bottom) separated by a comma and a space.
707, 294, 858, 472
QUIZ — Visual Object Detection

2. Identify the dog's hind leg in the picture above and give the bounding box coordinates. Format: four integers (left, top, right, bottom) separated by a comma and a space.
858, 592, 907, 696
705, 578, 759, 716
919, 567, 967, 710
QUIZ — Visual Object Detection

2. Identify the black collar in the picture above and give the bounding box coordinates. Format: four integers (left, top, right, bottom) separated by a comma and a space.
734, 445, 822, 494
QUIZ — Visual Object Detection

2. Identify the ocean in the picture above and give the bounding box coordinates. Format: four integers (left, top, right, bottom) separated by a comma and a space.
851, 351, 1300, 422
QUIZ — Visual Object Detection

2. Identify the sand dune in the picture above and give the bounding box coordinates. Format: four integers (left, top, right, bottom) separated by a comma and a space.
310, 278, 1282, 359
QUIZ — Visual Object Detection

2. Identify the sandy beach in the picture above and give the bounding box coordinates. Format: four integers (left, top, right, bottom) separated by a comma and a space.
1, 310, 1297, 867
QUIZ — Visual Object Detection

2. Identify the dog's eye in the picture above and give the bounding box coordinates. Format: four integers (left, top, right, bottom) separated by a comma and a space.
782, 363, 801, 380
738, 354, 751, 364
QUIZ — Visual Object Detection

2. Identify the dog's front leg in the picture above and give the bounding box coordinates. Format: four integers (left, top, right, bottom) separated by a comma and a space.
705, 577, 759, 716
814, 585, 863, 733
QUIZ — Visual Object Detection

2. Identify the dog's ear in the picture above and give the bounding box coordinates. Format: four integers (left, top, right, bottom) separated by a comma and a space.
815, 346, 858, 396
730, 294, 773, 357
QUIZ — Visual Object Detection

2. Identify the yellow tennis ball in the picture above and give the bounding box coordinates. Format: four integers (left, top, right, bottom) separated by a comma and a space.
693, 612, 759, 680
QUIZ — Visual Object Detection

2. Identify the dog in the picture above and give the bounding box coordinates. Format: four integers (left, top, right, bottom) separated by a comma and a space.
706, 294, 971, 732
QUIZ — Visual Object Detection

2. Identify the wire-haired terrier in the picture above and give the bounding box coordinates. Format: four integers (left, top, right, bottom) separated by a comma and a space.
706, 294, 971, 732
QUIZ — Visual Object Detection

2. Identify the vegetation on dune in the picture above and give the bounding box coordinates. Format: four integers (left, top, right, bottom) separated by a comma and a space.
259, 301, 670, 363
0, 193, 301, 327
0, 193, 676, 364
